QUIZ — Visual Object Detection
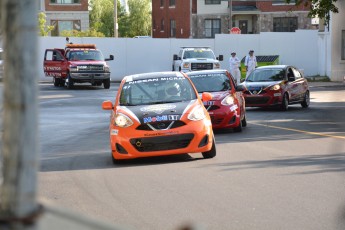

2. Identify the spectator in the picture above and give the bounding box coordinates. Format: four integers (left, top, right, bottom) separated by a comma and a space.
245, 50, 257, 78
229, 51, 241, 84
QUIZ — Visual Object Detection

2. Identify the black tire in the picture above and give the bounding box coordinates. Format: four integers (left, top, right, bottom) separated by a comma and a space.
66, 74, 74, 89
234, 117, 243, 132
241, 114, 247, 127
53, 77, 60, 87
301, 90, 310, 108
281, 93, 289, 111
202, 136, 216, 159
103, 79, 111, 89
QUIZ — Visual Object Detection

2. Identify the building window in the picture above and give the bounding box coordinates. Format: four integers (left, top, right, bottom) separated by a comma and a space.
205, 0, 221, 4
273, 17, 297, 32
169, 0, 175, 6
341, 30, 345, 60
205, 19, 220, 38
160, 0, 164, 7
51, 20, 81, 36
161, 19, 165, 31
50, 0, 80, 4
170, 20, 176, 37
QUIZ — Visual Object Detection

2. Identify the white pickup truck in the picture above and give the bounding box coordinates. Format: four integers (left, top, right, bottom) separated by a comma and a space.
172, 47, 223, 72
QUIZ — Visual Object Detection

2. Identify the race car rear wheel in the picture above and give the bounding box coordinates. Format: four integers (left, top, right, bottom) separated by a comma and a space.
281, 93, 289, 111
103, 79, 110, 89
301, 90, 310, 108
202, 136, 216, 159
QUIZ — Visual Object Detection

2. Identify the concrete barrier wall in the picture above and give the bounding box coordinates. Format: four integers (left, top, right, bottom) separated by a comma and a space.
38, 30, 324, 82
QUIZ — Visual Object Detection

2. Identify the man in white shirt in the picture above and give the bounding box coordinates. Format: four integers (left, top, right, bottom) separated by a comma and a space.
245, 50, 257, 78
229, 51, 241, 84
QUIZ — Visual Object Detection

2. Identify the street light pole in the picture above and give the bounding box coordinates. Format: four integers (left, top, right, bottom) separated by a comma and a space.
114, 0, 118, 37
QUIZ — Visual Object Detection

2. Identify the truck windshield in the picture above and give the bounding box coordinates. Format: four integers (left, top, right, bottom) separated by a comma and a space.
183, 50, 215, 59
68, 50, 104, 61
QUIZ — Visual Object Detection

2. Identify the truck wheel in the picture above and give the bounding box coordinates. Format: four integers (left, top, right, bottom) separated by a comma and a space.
53, 77, 59, 87
66, 75, 74, 89
59, 80, 65, 87
103, 79, 110, 89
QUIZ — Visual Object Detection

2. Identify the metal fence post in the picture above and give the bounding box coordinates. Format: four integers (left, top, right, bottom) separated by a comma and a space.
0, 0, 40, 229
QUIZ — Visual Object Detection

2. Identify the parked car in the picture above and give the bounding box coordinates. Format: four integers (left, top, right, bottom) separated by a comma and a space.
240, 65, 310, 110
102, 71, 216, 163
187, 70, 247, 132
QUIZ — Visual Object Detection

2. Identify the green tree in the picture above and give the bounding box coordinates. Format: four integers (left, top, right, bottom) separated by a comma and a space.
89, 0, 115, 37
61, 29, 105, 37
287, 0, 338, 27
38, 12, 54, 36
124, 0, 152, 37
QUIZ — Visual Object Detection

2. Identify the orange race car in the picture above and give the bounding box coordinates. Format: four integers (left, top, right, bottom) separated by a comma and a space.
102, 71, 216, 163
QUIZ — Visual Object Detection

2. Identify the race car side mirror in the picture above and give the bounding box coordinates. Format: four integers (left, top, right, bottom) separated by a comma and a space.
102, 100, 114, 110
235, 85, 245, 92
201, 92, 212, 102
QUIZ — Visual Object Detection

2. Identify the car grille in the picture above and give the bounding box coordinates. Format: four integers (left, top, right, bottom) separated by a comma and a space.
204, 105, 220, 111
136, 121, 186, 131
210, 116, 223, 125
191, 63, 213, 71
245, 97, 270, 105
77, 65, 104, 72
244, 90, 267, 95
130, 133, 194, 152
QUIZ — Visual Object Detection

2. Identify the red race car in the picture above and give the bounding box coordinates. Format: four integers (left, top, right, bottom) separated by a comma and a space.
240, 65, 310, 111
187, 70, 247, 132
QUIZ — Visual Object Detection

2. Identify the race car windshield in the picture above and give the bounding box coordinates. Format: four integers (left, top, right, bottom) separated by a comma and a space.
119, 77, 197, 106
183, 50, 215, 59
189, 73, 231, 93
68, 50, 104, 61
247, 69, 285, 82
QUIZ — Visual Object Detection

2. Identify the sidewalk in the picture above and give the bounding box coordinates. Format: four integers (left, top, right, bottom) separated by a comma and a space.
308, 81, 345, 88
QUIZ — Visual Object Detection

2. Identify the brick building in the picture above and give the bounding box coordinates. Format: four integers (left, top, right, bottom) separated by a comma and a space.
39, 0, 89, 36
152, 0, 316, 38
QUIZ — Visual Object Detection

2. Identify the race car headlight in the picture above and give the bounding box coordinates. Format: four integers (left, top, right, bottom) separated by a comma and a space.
114, 113, 133, 128
269, 84, 281, 91
214, 62, 220, 68
183, 62, 190, 69
188, 105, 206, 121
221, 95, 235, 105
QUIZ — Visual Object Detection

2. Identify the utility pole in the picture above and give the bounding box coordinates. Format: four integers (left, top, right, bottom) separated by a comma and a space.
0, 0, 40, 229
228, 0, 232, 31
114, 0, 118, 38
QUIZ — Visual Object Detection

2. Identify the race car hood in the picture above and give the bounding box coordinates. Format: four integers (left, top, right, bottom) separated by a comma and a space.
199, 91, 229, 101
242, 81, 282, 90
119, 101, 195, 124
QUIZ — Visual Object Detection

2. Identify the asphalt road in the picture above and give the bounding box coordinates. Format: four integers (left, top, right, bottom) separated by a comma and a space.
3, 83, 345, 230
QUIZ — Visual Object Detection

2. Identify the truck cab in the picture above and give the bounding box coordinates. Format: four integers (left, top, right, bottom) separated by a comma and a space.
43, 44, 114, 89
172, 47, 223, 72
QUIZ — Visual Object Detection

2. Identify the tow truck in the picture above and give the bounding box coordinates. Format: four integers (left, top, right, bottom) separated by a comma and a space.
43, 43, 114, 89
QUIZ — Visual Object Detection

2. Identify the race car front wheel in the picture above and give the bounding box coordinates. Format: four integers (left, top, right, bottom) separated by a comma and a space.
202, 136, 216, 159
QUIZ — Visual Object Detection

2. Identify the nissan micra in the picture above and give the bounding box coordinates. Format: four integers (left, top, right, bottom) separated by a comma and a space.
102, 72, 216, 163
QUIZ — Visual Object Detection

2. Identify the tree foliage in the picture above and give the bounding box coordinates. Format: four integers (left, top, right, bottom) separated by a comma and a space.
288, 0, 339, 27
60, 29, 105, 37
38, 12, 54, 36
89, 0, 152, 37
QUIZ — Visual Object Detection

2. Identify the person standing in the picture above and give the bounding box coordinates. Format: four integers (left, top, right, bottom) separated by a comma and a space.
245, 50, 257, 78
229, 51, 241, 84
